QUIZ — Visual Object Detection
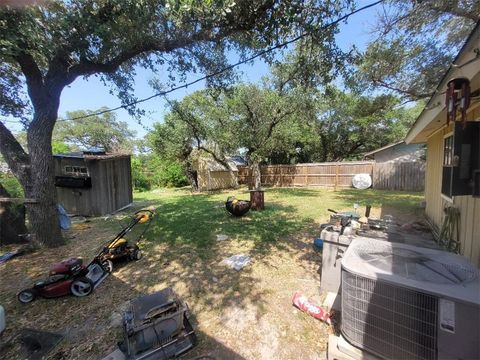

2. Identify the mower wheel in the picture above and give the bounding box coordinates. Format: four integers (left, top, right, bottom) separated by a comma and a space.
101, 260, 114, 273
130, 247, 142, 261
70, 277, 94, 297
18, 289, 36, 304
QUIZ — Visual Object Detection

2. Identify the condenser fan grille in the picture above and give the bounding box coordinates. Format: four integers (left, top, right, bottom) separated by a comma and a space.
342, 271, 438, 360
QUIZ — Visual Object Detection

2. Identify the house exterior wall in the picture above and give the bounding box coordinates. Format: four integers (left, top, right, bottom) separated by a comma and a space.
425, 116, 480, 267
425, 130, 445, 228
373, 143, 425, 163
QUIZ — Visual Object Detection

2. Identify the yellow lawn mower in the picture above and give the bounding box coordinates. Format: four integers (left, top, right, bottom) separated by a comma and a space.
98, 209, 154, 271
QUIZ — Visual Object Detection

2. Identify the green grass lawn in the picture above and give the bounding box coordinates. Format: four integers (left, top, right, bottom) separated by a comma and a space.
0, 186, 425, 359
134, 187, 424, 251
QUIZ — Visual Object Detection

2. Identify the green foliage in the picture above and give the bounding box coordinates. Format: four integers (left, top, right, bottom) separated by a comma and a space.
307, 87, 422, 161
0, 0, 353, 120
51, 141, 71, 154
152, 159, 189, 188
0, 173, 23, 198
131, 154, 188, 191
54, 109, 135, 152
131, 156, 151, 191
353, 1, 479, 100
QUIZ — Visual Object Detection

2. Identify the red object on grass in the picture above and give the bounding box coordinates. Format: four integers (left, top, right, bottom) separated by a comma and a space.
292, 292, 331, 324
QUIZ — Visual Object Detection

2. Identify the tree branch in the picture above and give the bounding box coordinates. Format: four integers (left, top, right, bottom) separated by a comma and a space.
427, 2, 480, 22
197, 144, 231, 170
14, 52, 45, 107
0, 121, 30, 187
265, 108, 296, 141
372, 78, 434, 100
168, 98, 231, 170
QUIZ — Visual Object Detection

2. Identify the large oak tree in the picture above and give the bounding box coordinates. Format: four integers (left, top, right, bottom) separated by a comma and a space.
0, 0, 352, 246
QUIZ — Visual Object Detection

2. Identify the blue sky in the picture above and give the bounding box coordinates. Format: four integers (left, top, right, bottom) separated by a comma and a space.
4, 0, 379, 138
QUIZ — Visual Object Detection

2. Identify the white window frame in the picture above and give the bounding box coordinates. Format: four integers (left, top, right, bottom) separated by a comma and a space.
64, 165, 89, 176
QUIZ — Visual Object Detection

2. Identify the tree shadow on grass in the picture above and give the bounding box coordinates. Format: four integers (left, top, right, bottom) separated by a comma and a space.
144, 194, 312, 249
1, 190, 329, 360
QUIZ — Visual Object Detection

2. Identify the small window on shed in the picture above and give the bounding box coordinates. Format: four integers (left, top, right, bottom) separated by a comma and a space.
65, 166, 89, 176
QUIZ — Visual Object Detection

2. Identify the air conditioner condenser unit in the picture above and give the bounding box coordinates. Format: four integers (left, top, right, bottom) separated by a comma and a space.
341, 238, 480, 360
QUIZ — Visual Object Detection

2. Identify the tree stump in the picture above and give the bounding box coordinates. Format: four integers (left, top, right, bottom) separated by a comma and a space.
249, 189, 265, 210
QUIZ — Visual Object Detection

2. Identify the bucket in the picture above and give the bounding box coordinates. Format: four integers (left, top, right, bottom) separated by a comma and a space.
313, 238, 323, 251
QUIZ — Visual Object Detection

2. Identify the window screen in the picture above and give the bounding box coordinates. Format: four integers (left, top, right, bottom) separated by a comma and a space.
443, 136, 453, 166
65, 166, 89, 176
442, 122, 480, 197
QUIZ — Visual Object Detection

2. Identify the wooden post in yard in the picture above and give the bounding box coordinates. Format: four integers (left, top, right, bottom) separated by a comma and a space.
250, 189, 265, 210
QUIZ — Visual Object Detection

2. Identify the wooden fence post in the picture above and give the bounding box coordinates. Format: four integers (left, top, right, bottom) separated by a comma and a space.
335, 163, 339, 191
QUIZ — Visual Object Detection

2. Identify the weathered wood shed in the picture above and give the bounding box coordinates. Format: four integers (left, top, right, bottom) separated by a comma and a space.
54, 151, 132, 216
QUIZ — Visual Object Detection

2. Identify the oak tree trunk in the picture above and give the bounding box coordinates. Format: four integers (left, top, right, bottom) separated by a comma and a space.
26, 105, 65, 246
186, 168, 199, 192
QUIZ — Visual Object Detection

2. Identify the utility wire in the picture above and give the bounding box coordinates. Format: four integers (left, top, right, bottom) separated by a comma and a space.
9, 0, 386, 124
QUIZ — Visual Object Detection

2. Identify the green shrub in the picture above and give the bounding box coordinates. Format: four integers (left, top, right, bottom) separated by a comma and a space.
131, 155, 189, 191
131, 156, 151, 191
152, 159, 189, 188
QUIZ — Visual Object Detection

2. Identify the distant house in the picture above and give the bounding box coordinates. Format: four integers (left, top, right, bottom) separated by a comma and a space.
405, 23, 480, 267
54, 150, 132, 216
193, 157, 239, 192
363, 141, 425, 162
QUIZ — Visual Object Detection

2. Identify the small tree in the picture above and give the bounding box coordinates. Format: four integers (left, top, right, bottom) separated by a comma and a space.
225, 84, 302, 189
54, 109, 135, 153
0, 0, 351, 246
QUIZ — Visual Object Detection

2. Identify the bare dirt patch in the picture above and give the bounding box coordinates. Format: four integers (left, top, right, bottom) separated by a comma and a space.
0, 218, 330, 359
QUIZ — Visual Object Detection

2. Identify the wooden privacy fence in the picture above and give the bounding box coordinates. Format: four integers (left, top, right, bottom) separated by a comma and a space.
238, 161, 425, 191
373, 161, 425, 191
238, 161, 374, 189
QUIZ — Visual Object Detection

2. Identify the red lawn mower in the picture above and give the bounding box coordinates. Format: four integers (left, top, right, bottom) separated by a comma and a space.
17, 209, 154, 304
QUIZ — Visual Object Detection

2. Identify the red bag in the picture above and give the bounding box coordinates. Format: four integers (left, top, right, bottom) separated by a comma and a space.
292, 292, 331, 324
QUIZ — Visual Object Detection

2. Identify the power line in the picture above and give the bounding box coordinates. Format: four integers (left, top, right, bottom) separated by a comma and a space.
11, 0, 386, 124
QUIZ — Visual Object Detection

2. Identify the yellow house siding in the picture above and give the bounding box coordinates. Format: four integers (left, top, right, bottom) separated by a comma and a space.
454, 195, 480, 266
425, 130, 444, 227
425, 115, 480, 267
